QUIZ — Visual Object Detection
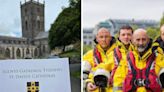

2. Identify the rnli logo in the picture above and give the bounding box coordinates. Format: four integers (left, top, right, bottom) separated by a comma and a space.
27, 82, 39, 92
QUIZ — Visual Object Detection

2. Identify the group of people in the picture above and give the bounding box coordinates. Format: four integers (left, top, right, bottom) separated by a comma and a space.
83, 25, 164, 92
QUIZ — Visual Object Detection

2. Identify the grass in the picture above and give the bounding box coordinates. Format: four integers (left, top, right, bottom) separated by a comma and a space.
59, 49, 80, 59
70, 71, 81, 78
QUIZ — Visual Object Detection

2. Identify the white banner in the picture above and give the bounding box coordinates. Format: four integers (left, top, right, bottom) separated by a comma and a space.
0, 58, 71, 92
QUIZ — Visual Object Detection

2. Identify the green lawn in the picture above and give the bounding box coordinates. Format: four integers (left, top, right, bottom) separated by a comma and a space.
59, 49, 80, 59
70, 71, 81, 78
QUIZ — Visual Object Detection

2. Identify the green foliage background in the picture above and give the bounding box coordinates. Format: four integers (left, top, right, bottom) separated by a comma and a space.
49, 0, 81, 51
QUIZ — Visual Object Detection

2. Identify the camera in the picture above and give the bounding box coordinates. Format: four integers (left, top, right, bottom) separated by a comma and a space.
93, 69, 110, 88
94, 75, 108, 87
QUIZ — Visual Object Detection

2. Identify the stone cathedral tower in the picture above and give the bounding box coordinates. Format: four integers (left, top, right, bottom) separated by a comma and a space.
20, 0, 45, 41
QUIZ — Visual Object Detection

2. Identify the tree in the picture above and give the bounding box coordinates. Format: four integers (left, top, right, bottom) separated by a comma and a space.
160, 13, 164, 27
49, 0, 81, 51
131, 24, 139, 31
69, 0, 80, 7
146, 27, 159, 40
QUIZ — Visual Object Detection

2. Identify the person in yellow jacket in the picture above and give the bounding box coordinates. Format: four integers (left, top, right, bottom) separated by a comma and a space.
85, 25, 134, 92
116, 25, 134, 52
113, 28, 164, 92
154, 24, 164, 54
83, 27, 116, 70
83, 27, 116, 92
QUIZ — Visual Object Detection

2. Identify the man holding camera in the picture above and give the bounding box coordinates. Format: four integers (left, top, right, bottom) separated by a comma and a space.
83, 27, 116, 92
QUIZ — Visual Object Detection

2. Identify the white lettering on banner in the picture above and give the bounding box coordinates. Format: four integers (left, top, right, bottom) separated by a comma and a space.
2, 68, 62, 79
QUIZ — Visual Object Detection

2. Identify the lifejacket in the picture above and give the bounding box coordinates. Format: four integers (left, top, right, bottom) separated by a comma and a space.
109, 47, 122, 84
93, 47, 103, 67
94, 47, 122, 86
123, 51, 162, 92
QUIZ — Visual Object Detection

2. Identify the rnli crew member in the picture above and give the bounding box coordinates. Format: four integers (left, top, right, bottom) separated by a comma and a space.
83, 27, 116, 92
114, 28, 164, 92
86, 25, 134, 92
154, 24, 164, 54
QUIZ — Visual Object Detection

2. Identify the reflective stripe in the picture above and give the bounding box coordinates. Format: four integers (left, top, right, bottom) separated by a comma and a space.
94, 47, 102, 64
113, 87, 122, 92
150, 61, 155, 70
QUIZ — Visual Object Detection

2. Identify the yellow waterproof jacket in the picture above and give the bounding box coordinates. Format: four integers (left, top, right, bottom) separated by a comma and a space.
113, 46, 164, 92
85, 40, 134, 92
98, 40, 134, 72
83, 43, 116, 69
83, 37, 116, 77
157, 46, 164, 54
116, 39, 134, 52
154, 37, 164, 54
99, 39, 134, 79
83, 38, 116, 92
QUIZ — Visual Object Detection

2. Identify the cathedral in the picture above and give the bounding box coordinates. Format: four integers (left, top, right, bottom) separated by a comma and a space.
0, 0, 50, 59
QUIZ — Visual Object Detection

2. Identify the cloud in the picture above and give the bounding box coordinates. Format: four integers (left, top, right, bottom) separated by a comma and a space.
0, 22, 21, 37
0, 32, 19, 37
0, 17, 21, 37
83, 0, 164, 28
0, 0, 69, 37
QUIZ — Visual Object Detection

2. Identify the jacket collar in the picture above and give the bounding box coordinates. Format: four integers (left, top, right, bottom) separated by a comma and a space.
155, 37, 164, 50
116, 38, 134, 52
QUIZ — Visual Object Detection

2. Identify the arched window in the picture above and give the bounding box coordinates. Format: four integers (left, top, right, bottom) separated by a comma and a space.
25, 21, 28, 30
42, 45, 46, 53
26, 48, 30, 54
0, 47, 3, 54
34, 48, 38, 57
5, 48, 10, 58
37, 20, 40, 29
16, 48, 21, 58
25, 8, 27, 15
37, 8, 40, 13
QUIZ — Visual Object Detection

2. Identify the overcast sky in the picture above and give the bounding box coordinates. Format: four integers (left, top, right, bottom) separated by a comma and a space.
0, 0, 69, 37
83, 0, 164, 28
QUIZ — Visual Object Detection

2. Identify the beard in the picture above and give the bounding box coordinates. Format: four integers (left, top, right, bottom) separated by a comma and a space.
137, 45, 147, 53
